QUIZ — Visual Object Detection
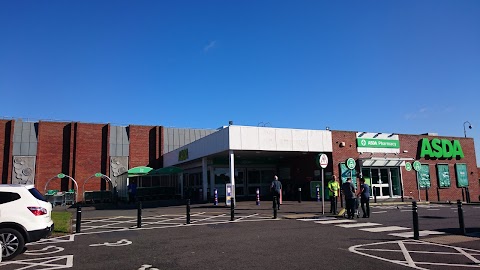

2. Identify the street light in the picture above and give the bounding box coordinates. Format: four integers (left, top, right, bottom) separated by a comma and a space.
463, 121, 472, 138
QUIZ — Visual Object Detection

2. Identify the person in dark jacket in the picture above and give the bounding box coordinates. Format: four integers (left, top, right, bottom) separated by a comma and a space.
341, 178, 356, 219
271, 175, 282, 210
357, 177, 370, 218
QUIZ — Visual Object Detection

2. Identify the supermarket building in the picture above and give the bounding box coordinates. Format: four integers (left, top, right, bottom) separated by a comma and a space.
0, 118, 478, 203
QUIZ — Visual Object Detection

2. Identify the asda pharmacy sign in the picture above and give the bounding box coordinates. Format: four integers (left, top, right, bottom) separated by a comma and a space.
419, 138, 464, 159
357, 138, 400, 149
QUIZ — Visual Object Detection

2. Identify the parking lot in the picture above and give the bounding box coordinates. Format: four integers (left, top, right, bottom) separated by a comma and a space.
1, 201, 479, 269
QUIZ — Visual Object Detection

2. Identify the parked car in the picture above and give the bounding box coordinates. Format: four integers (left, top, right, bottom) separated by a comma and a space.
0, 184, 54, 260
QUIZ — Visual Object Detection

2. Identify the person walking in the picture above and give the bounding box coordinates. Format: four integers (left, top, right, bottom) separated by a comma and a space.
271, 175, 282, 210
327, 175, 340, 214
357, 177, 370, 218
341, 178, 356, 219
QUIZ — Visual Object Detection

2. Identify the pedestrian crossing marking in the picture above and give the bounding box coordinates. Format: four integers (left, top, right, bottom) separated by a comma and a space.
298, 218, 335, 222
389, 230, 445, 238
315, 219, 356, 224
360, 226, 410, 233
337, 222, 381, 228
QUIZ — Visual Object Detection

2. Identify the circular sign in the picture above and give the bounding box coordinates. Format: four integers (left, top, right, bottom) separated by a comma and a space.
319, 154, 328, 169
346, 158, 356, 170
405, 162, 412, 172
413, 161, 421, 172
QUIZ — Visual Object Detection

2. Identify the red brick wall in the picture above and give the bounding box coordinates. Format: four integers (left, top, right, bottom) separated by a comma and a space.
332, 130, 358, 179
399, 134, 479, 202
332, 130, 479, 202
129, 125, 160, 168
0, 120, 14, 184
75, 123, 109, 195
36, 121, 72, 193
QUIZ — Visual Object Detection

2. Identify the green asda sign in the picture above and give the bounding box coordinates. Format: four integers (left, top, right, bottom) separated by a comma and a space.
357, 138, 400, 149
419, 138, 464, 159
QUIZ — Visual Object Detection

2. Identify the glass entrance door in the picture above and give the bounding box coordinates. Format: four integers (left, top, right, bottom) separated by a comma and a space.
366, 167, 398, 198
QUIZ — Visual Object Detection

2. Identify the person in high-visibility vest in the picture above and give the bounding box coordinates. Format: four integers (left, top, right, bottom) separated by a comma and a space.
327, 175, 340, 214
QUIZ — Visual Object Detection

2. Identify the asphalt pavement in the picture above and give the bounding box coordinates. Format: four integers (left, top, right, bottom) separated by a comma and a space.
1, 200, 479, 270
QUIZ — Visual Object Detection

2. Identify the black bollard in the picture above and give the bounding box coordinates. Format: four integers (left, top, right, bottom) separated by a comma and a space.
273, 196, 278, 219
412, 201, 419, 240
186, 199, 191, 224
457, 200, 466, 235
137, 201, 142, 228
230, 197, 235, 221
374, 188, 377, 203
425, 188, 429, 202
298, 188, 302, 203
76, 205, 82, 233
401, 188, 404, 202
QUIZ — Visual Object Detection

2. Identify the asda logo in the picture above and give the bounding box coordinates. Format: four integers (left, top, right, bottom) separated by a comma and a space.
419, 138, 464, 159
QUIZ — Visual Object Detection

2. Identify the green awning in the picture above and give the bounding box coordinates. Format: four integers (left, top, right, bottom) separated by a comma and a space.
148, 166, 183, 176
128, 166, 153, 177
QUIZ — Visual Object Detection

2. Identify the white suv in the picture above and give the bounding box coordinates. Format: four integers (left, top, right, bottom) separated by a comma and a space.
0, 184, 54, 260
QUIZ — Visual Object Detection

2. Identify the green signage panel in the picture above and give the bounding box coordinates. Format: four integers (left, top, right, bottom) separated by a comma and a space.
340, 163, 357, 186
419, 138, 464, 159
413, 161, 421, 172
346, 158, 356, 170
94, 173, 103, 177
57, 173, 66, 179
436, 164, 451, 188
357, 138, 400, 149
417, 164, 431, 188
455, 163, 469, 187
405, 162, 412, 172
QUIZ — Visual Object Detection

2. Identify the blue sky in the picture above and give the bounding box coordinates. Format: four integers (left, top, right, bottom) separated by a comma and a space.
1, 1, 479, 160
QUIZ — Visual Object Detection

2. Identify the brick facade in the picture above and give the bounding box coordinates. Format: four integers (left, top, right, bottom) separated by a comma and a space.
129, 125, 161, 168
0, 120, 14, 184
332, 130, 479, 202
0, 121, 479, 203
36, 121, 73, 192
75, 123, 109, 194
398, 134, 478, 202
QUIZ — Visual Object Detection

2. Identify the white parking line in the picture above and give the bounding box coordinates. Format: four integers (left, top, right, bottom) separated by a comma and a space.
371, 211, 387, 214
360, 226, 410, 233
337, 222, 381, 228
389, 230, 445, 238
426, 209, 440, 211
315, 219, 357, 224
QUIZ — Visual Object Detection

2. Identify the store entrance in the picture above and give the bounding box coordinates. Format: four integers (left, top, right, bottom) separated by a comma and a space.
362, 167, 401, 198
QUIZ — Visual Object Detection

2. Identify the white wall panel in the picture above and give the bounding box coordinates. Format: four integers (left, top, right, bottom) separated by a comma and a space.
240, 126, 260, 150
258, 128, 277, 150
275, 129, 293, 151
292, 129, 309, 151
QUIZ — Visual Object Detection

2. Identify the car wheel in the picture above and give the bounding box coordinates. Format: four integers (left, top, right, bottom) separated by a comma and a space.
0, 228, 25, 261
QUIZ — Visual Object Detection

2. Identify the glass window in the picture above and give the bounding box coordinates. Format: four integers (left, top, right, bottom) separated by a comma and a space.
0, 192, 21, 204
248, 169, 261, 184
437, 164, 451, 188
28, 188, 47, 202
214, 168, 230, 185
261, 170, 275, 184
390, 168, 401, 196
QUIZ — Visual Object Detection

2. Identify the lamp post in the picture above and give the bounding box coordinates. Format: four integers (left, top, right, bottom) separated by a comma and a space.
463, 121, 472, 138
